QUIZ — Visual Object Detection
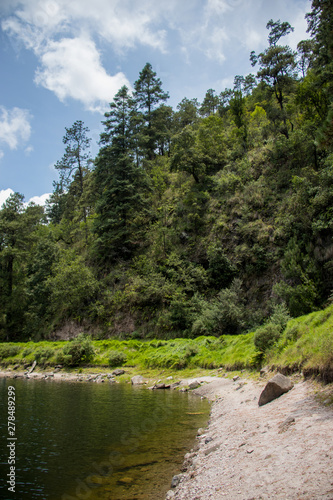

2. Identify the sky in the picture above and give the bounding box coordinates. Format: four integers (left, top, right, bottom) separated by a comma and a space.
0, 0, 311, 207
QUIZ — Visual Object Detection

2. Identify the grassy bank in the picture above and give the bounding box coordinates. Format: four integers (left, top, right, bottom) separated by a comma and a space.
0, 304, 332, 381
0, 333, 257, 373
266, 304, 333, 381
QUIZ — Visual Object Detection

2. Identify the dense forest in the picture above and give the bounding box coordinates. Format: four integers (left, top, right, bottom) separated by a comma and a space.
0, 0, 332, 343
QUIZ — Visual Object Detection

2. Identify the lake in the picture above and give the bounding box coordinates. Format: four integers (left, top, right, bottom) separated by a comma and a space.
0, 377, 210, 500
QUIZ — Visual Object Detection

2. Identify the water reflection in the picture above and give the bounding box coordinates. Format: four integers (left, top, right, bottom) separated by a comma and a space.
0, 378, 210, 500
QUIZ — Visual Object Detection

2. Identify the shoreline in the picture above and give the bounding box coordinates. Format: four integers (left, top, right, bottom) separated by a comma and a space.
2, 366, 333, 499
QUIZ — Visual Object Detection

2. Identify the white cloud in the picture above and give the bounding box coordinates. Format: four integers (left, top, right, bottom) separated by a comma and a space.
1, 0, 170, 112
1, 0, 312, 111
0, 150, 4, 161
25, 145, 34, 155
0, 106, 32, 150
204, 27, 229, 63
28, 192, 51, 206
0, 188, 14, 207
0, 189, 51, 208
34, 35, 130, 112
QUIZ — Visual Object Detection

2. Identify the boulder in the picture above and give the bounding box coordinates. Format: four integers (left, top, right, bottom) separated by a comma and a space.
189, 380, 200, 390
112, 369, 125, 376
131, 375, 145, 385
258, 373, 294, 406
171, 474, 184, 488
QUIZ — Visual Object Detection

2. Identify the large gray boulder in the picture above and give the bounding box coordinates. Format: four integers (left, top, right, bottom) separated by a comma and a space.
258, 373, 294, 406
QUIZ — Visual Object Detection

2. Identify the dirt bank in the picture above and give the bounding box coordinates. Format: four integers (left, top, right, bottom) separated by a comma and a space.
165, 376, 333, 500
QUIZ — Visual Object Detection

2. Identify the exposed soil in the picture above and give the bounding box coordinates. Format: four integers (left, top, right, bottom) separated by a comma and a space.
166, 376, 333, 500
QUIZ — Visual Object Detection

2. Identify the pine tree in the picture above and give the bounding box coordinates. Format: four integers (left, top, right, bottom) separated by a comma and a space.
93, 86, 150, 266
134, 63, 169, 161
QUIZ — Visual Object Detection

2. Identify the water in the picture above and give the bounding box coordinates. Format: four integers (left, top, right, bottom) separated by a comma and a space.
0, 378, 210, 500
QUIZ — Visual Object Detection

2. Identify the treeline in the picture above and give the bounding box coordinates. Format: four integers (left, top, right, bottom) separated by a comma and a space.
1, 1, 332, 342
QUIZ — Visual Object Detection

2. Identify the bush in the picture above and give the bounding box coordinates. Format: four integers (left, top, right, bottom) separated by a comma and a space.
108, 351, 127, 367
270, 303, 291, 330
59, 334, 95, 366
22, 347, 34, 357
34, 347, 54, 365
254, 323, 282, 352
0, 344, 21, 359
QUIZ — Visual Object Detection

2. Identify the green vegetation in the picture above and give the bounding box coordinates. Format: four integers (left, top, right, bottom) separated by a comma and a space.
0, 334, 256, 371
0, 303, 332, 379
0, 1, 332, 382
267, 303, 333, 378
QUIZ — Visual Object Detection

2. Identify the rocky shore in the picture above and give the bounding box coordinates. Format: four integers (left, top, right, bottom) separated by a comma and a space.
165, 375, 333, 500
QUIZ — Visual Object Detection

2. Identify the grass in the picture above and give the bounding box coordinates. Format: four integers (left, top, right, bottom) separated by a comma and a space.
266, 303, 333, 379
0, 303, 332, 382
0, 334, 257, 372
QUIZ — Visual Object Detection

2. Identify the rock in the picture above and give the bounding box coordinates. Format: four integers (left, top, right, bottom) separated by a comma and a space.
53, 367, 61, 373
260, 365, 270, 377
197, 428, 205, 436
12, 364, 20, 370
117, 476, 134, 485
170, 381, 180, 389
258, 373, 294, 406
278, 416, 295, 433
112, 369, 125, 376
171, 474, 184, 488
233, 375, 240, 382
131, 375, 145, 385
205, 437, 213, 444
189, 380, 200, 390
204, 443, 220, 455
154, 383, 166, 389
166, 376, 173, 380
165, 490, 175, 499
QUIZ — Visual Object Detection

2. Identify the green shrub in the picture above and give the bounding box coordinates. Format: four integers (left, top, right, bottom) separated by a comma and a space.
108, 350, 127, 367
34, 347, 54, 365
254, 323, 282, 352
0, 344, 21, 359
22, 347, 34, 357
270, 303, 291, 330
59, 334, 95, 366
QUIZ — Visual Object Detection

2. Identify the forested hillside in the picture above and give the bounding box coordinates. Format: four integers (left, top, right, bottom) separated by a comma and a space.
1, 1, 332, 342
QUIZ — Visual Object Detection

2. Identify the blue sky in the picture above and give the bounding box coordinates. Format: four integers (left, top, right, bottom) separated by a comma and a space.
0, 0, 311, 207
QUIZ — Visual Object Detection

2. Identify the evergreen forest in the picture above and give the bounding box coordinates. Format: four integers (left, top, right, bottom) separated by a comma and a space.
1, 1, 332, 345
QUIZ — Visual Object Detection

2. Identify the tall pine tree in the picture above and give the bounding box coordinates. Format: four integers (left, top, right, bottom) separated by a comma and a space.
93, 86, 150, 266
134, 63, 170, 161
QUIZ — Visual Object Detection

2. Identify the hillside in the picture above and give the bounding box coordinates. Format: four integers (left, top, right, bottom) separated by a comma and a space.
0, 3, 332, 344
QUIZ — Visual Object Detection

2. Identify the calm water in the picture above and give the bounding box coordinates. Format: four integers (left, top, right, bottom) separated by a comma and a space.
0, 378, 210, 500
